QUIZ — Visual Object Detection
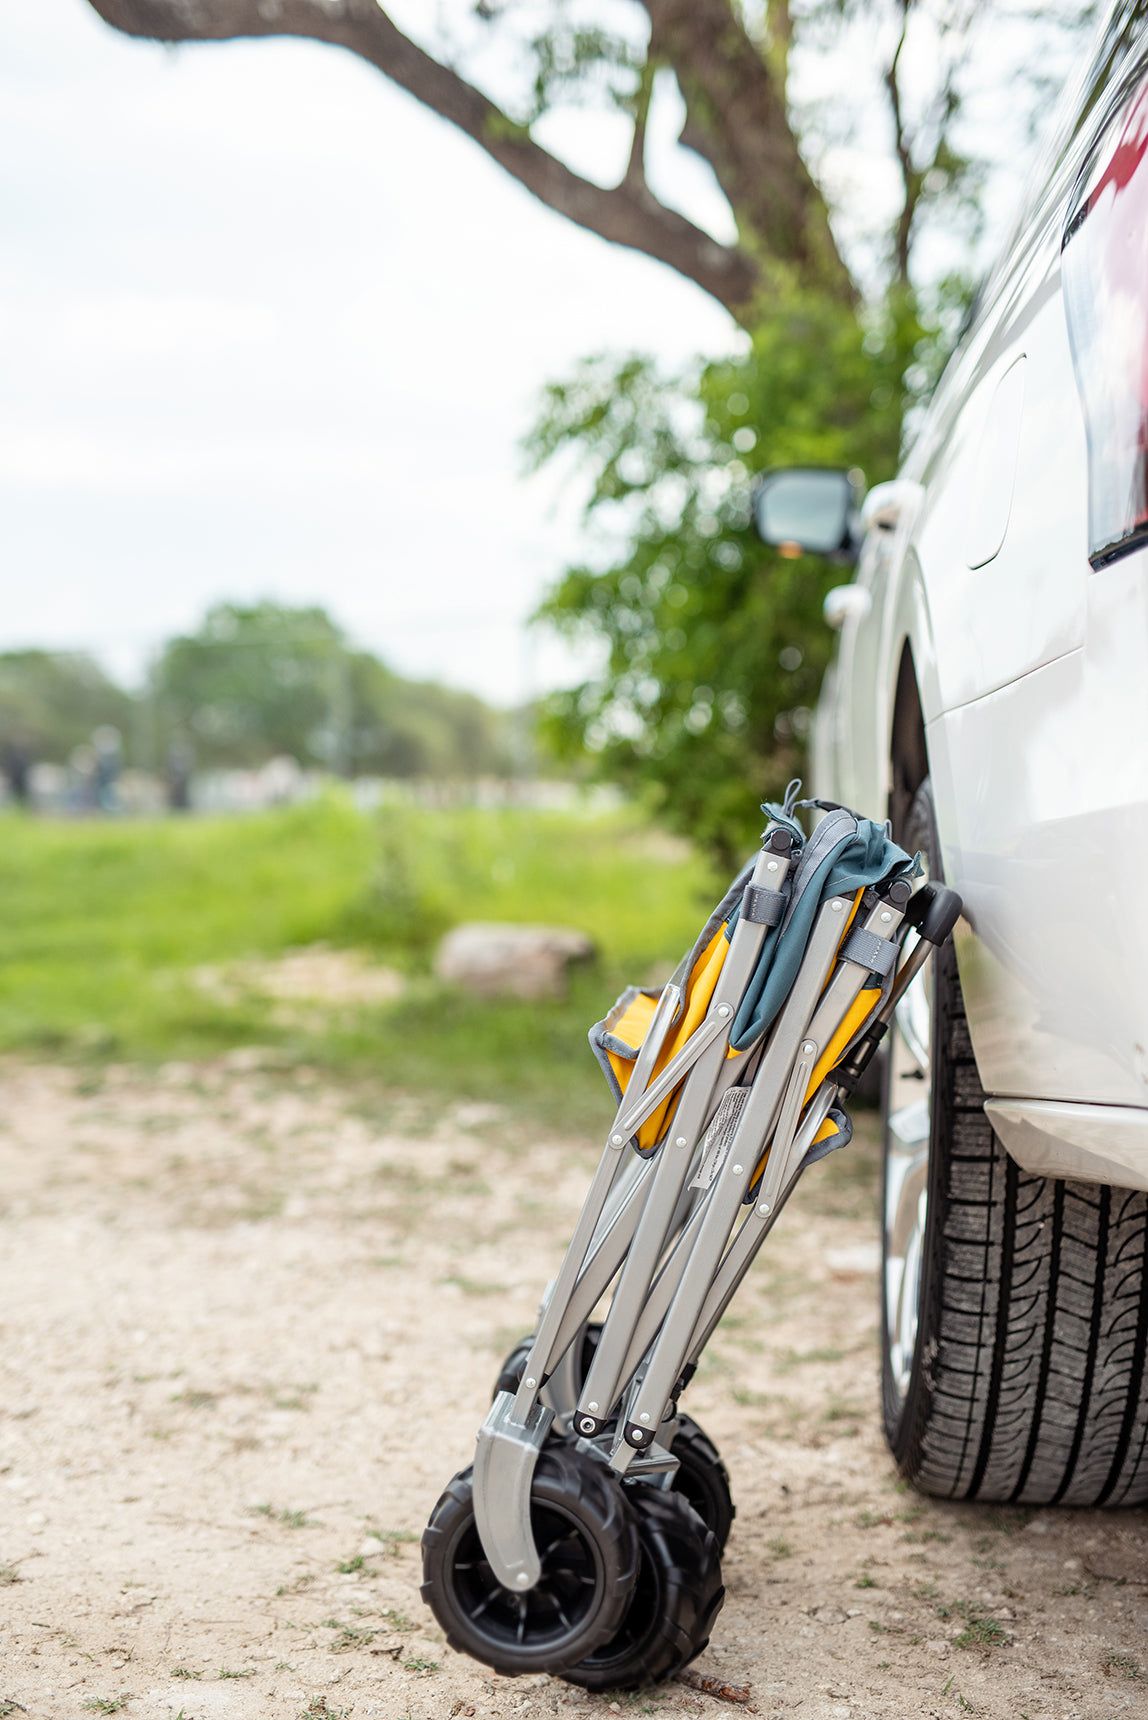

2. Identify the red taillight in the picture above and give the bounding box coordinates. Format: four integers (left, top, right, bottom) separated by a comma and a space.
1062, 71, 1148, 568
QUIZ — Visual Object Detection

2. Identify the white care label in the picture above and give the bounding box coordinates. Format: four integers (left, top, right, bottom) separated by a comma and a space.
689, 1087, 751, 1190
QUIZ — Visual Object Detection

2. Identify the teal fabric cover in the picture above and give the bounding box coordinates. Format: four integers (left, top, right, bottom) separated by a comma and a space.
728, 802, 918, 1053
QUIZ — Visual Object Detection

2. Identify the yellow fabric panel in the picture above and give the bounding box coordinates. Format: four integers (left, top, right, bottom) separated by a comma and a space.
608, 920, 731, 1149
605, 991, 660, 1062
803, 984, 883, 1102
812, 1114, 841, 1146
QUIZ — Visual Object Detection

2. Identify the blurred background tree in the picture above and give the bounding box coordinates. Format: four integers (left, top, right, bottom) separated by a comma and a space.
153, 601, 517, 777
0, 650, 133, 776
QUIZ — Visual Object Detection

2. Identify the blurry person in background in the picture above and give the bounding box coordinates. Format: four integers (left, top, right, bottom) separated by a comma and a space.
166, 734, 194, 812
1, 739, 32, 805
68, 743, 97, 812
92, 725, 123, 814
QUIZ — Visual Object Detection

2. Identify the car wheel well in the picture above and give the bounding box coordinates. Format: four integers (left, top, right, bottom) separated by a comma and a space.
889, 642, 928, 839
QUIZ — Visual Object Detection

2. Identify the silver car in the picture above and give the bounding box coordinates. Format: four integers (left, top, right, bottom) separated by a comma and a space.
756, 1, 1148, 1506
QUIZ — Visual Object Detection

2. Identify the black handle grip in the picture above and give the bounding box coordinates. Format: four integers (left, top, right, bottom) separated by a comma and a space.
903, 882, 963, 946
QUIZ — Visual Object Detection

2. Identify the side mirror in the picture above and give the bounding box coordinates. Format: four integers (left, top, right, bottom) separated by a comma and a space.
752, 467, 863, 563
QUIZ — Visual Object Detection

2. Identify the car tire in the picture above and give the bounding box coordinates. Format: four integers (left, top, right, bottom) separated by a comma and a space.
883, 779, 1148, 1505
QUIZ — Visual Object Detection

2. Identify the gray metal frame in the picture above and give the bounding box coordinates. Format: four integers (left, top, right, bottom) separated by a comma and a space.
470, 832, 923, 1591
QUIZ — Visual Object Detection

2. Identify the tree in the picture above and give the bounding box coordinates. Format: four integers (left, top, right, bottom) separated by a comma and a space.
0, 650, 134, 770
83, 0, 1054, 322
83, 0, 1092, 854
154, 600, 515, 777
530, 287, 919, 862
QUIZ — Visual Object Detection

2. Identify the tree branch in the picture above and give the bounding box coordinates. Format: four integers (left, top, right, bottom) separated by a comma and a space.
84, 0, 761, 317
884, 1, 917, 287
644, 0, 852, 299
622, 57, 655, 193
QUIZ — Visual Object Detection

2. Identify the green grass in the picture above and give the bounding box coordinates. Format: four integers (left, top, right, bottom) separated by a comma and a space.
0, 796, 719, 1126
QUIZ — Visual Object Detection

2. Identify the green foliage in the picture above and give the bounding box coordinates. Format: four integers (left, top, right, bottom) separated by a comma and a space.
154, 601, 514, 776
532, 287, 927, 861
0, 797, 717, 1126
0, 648, 133, 763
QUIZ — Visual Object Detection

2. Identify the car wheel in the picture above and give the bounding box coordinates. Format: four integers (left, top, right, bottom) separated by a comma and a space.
883, 779, 1148, 1505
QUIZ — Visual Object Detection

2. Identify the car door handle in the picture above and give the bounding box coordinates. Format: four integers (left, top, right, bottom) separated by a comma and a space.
861, 478, 924, 533
824, 586, 872, 629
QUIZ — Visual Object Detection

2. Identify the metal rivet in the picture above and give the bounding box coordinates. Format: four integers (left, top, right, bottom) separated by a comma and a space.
632, 1429, 645, 1441
524, 1377, 536, 1388
516, 1572, 531, 1586
588, 1401, 598, 1412
639, 1412, 651, 1423
758, 1202, 771, 1216
803, 1041, 816, 1056
732, 1165, 743, 1175
611, 1134, 624, 1146
831, 899, 844, 911
767, 860, 779, 872
880, 911, 892, 923
717, 1004, 731, 1017
580, 1417, 595, 1433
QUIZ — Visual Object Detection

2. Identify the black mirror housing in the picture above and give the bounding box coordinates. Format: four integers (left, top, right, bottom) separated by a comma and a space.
752, 467, 864, 563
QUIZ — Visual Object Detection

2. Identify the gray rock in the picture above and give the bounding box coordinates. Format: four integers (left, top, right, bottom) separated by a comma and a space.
434, 922, 595, 1000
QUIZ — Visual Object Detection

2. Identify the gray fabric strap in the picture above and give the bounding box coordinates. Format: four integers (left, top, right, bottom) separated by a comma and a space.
841, 925, 898, 977
741, 884, 786, 927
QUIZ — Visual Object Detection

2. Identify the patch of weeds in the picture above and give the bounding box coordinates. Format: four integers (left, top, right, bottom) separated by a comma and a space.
298, 1700, 351, 1720
84, 1700, 133, 1715
365, 1526, 419, 1556
270, 1382, 320, 1411
275, 1661, 295, 1672
766, 1537, 792, 1558
904, 1527, 953, 1545
822, 1400, 866, 1424
1104, 1649, 1148, 1681
217, 1666, 255, 1678
335, 1553, 377, 1576
382, 1608, 412, 1631
912, 1580, 939, 1601
0, 1564, 23, 1586
439, 1274, 505, 1297
171, 1390, 219, 1409
251, 1503, 312, 1528
321, 1618, 379, 1652
775, 1345, 845, 1373
856, 1509, 892, 1529
952, 1602, 1008, 1650
0, 1704, 27, 1718
403, 1656, 440, 1672
169, 1668, 201, 1680
984, 1506, 1032, 1535
868, 1620, 888, 1634
853, 1574, 878, 1589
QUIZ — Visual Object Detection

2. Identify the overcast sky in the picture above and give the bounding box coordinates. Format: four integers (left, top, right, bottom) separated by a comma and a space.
1, 2, 1078, 707
0, 0, 748, 705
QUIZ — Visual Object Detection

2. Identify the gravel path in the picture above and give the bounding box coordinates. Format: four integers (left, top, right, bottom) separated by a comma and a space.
1, 1056, 1146, 1720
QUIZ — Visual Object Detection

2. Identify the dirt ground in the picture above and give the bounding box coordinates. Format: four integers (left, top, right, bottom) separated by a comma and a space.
3, 1055, 1148, 1720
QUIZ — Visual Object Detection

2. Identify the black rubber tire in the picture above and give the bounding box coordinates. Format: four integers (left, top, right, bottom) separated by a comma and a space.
668, 1414, 735, 1552
492, 1327, 601, 1403
421, 1446, 639, 1676
561, 1484, 724, 1692
493, 1334, 735, 1544
884, 780, 1148, 1505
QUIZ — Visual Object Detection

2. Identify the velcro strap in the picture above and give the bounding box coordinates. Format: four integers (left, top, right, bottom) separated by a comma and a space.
741, 884, 785, 926
842, 925, 898, 976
